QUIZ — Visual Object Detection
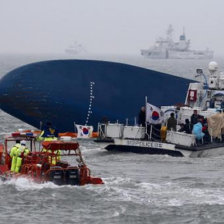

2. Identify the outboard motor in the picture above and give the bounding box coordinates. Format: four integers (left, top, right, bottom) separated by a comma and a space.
65, 167, 80, 185
49, 167, 64, 185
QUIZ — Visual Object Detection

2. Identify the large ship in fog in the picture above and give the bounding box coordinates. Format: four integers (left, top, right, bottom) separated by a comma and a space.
141, 25, 213, 59
0, 59, 192, 132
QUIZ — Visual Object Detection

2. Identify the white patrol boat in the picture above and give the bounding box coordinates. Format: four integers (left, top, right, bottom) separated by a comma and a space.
97, 62, 224, 157
141, 25, 213, 59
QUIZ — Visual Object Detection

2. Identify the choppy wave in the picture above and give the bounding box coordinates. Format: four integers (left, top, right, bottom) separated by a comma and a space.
2, 177, 59, 191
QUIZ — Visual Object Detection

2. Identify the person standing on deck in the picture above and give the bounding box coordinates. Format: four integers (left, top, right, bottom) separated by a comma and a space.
167, 113, 177, 131
138, 106, 146, 127
191, 110, 199, 127
38, 122, 58, 141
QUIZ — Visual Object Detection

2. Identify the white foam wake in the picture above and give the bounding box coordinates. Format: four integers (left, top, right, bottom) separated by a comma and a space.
3, 177, 59, 191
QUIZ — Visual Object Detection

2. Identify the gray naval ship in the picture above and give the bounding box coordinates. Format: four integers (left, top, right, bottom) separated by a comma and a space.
141, 25, 213, 59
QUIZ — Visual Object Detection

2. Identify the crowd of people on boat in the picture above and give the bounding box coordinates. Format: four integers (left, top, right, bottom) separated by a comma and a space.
138, 107, 211, 144
166, 110, 212, 143
177, 110, 210, 143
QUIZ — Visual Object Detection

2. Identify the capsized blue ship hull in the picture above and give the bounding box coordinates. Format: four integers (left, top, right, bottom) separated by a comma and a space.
0, 60, 192, 132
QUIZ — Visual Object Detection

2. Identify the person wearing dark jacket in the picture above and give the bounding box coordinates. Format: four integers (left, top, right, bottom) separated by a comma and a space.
39, 122, 58, 138
191, 110, 199, 126
167, 113, 177, 131
138, 106, 146, 127
178, 119, 191, 134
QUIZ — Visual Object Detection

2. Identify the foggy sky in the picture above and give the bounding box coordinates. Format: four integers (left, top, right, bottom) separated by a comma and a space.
0, 0, 224, 56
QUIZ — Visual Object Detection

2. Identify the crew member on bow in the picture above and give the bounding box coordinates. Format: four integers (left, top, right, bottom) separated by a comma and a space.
38, 121, 58, 141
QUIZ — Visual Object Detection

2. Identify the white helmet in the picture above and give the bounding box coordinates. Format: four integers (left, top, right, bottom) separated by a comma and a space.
208, 61, 218, 72
21, 140, 26, 146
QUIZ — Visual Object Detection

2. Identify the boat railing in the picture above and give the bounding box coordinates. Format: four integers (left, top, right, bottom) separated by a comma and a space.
97, 123, 107, 139
142, 124, 213, 147
98, 122, 218, 147
166, 131, 196, 147
97, 122, 145, 140
147, 124, 161, 141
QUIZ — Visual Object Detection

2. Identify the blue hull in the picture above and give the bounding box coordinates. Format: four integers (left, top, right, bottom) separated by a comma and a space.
0, 60, 192, 132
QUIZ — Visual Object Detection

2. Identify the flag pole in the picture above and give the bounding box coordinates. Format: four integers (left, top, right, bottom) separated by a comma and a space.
145, 96, 147, 127
145, 96, 148, 139
149, 124, 152, 140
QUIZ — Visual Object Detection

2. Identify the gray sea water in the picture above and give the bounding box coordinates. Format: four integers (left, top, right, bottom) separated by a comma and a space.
0, 54, 224, 224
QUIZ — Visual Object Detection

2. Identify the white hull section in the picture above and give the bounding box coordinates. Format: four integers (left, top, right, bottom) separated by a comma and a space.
184, 146, 224, 158
111, 139, 224, 158
114, 139, 175, 150
141, 49, 213, 59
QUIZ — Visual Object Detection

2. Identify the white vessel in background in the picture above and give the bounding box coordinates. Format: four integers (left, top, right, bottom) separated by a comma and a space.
141, 25, 214, 59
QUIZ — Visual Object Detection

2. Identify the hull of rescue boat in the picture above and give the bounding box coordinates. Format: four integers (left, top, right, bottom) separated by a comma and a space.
0, 166, 103, 185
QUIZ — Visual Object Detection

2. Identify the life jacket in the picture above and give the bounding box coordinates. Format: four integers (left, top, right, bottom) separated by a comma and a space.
10, 144, 23, 173
52, 150, 61, 165
43, 137, 58, 141
41, 148, 61, 165
37, 135, 58, 141
39, 127, 58, 138
16, 145, 30, 157
10, 143, 21, 158
23, 147, 30, 157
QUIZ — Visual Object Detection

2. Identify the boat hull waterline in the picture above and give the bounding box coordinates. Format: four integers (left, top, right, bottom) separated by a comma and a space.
105, 139, 224, 158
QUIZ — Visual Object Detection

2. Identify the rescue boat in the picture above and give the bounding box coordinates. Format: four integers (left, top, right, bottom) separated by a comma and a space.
0, 132, 103, 185
97, 62, 224, 158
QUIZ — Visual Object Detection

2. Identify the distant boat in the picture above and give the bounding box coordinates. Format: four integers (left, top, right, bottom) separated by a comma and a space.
65, 41, 86, 55
141, 25, 214, 59
0, 60, 192, 132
